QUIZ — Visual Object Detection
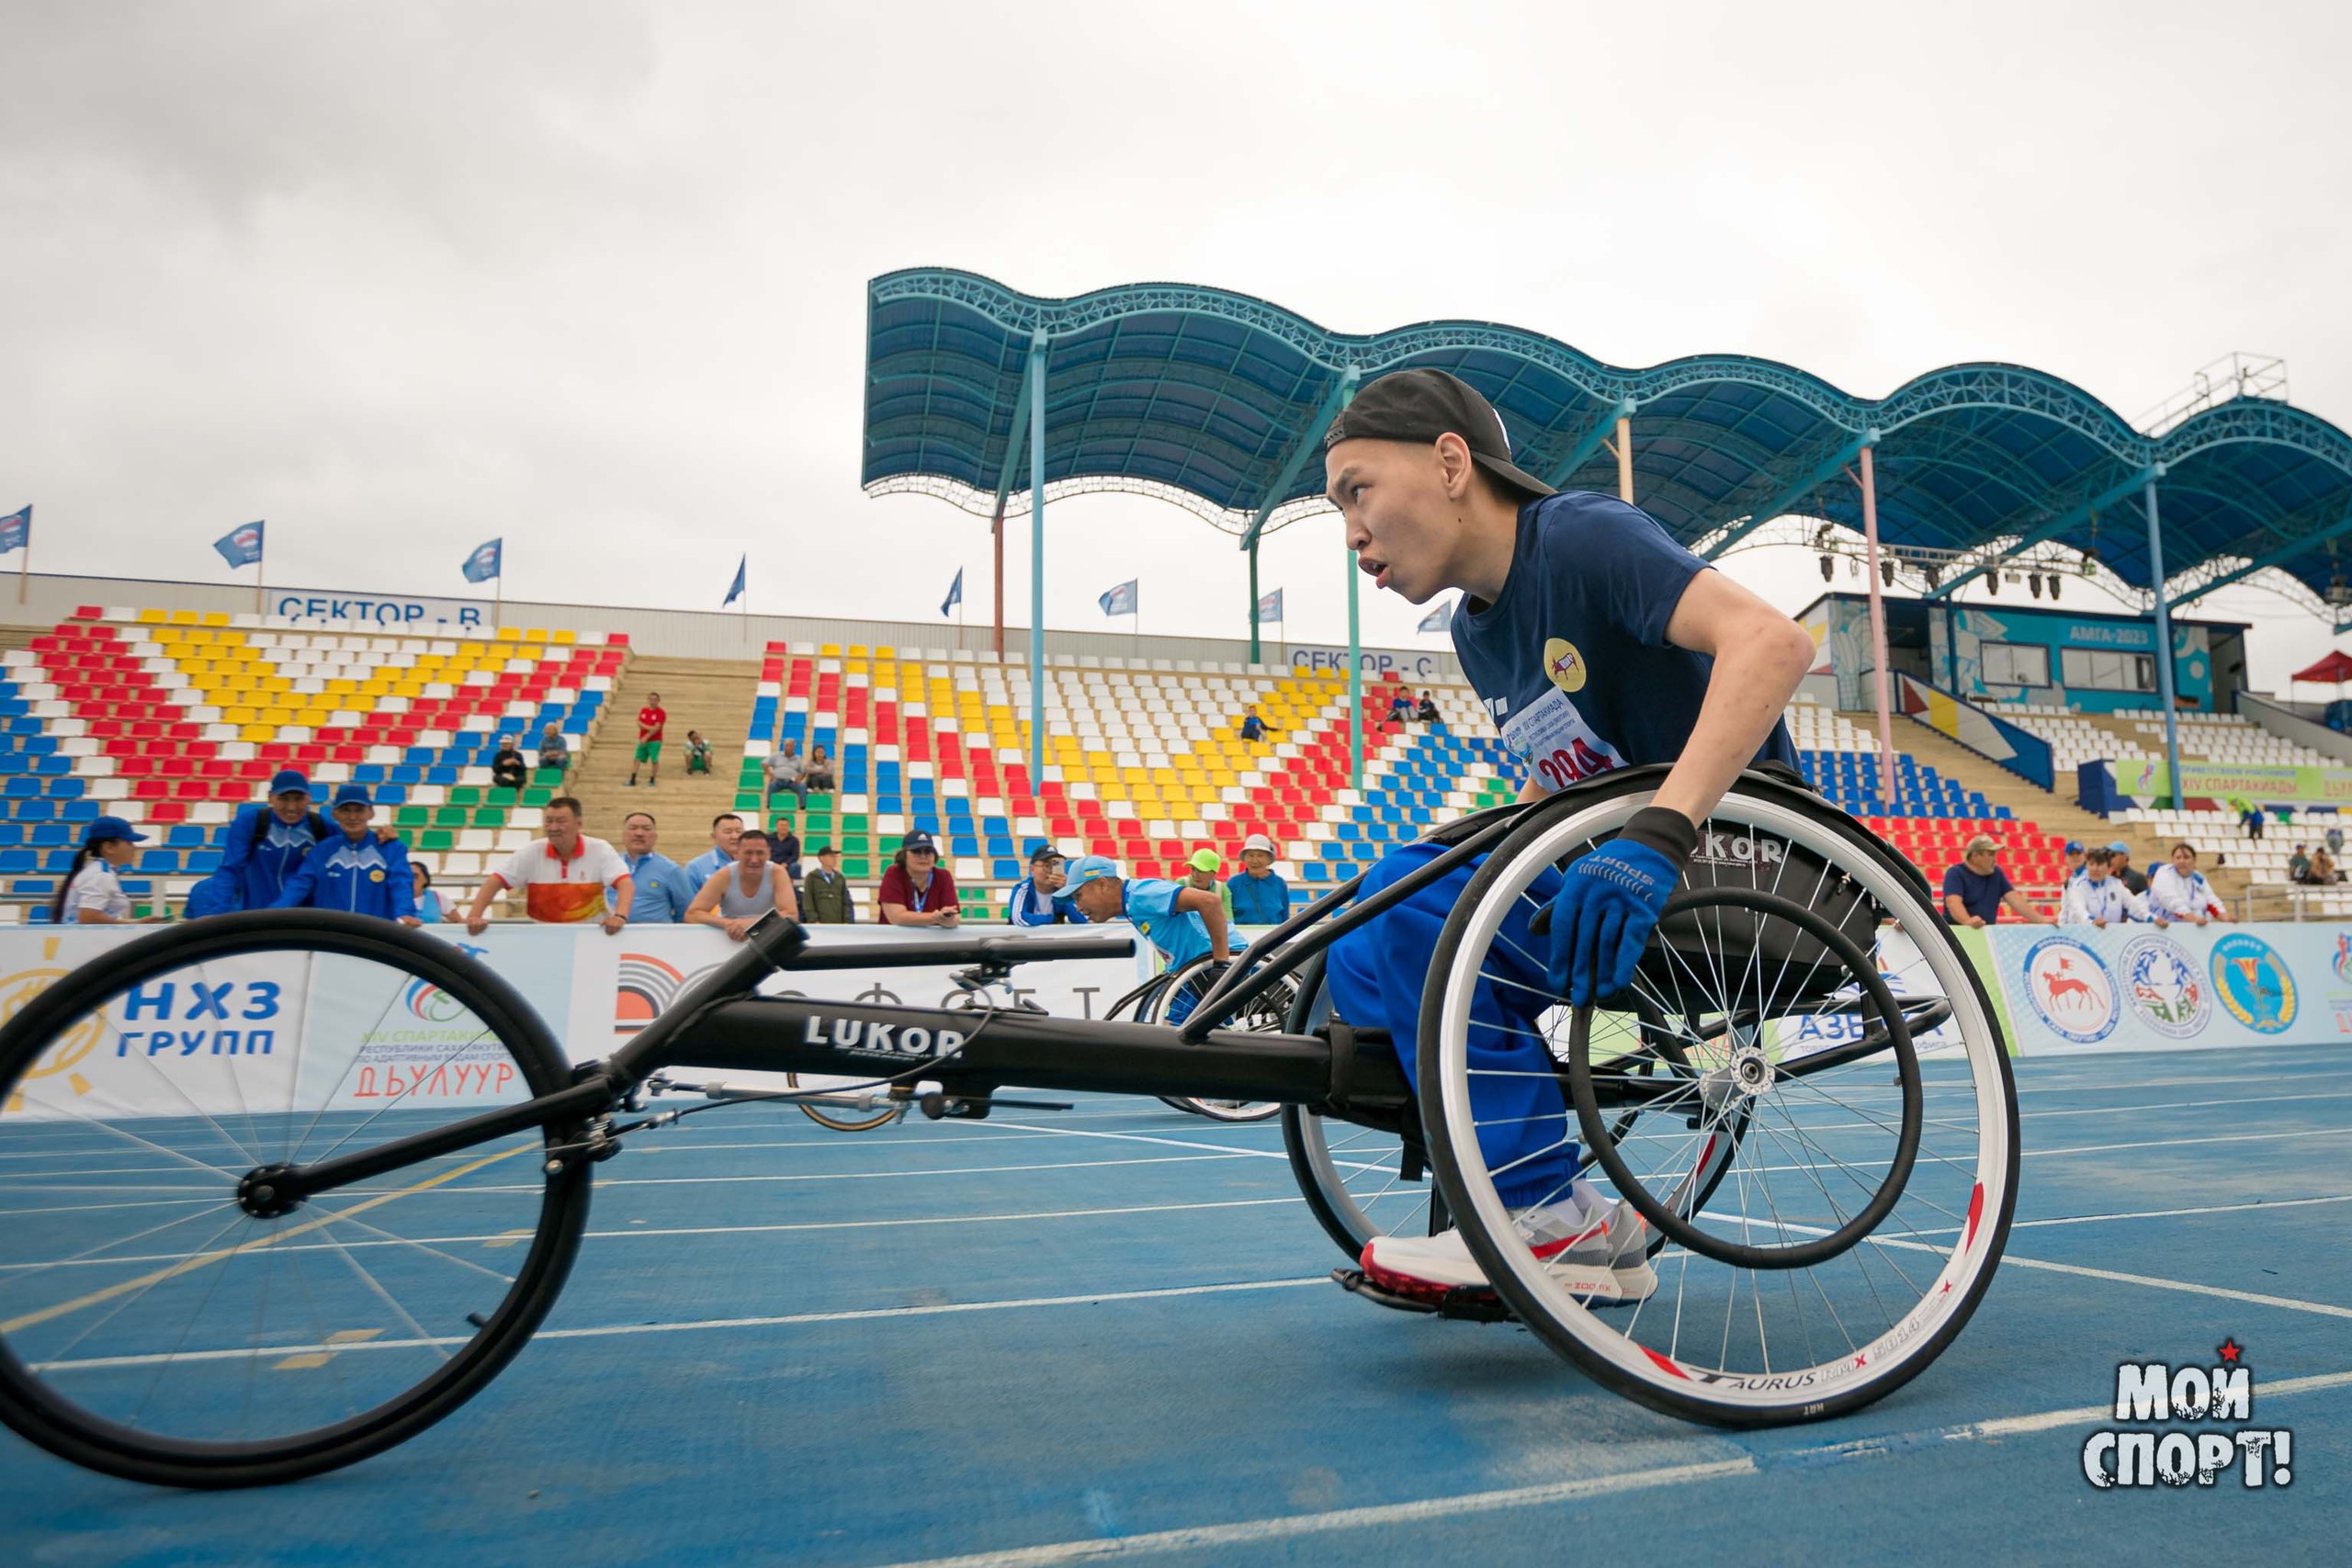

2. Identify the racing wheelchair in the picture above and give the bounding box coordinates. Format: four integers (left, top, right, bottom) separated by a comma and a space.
0, 766, 2018, 1488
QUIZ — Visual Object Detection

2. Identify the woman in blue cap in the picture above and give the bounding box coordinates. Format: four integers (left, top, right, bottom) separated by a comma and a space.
52, 817, 162, 925
271, 784, 421, 924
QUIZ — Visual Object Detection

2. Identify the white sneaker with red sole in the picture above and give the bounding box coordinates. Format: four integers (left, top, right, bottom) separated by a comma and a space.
1361, 1198, 1657, 1305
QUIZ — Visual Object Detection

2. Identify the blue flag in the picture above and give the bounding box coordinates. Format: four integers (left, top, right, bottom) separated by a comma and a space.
1099, 579, 1137, 617
0, 506, 27, 556
1256, 588, 1283, 624
941, 567, 964, 618
462, 538, 503, 583
724, 555, 747, 608
213, 521, 266, 570
1418, 598, 1455, 634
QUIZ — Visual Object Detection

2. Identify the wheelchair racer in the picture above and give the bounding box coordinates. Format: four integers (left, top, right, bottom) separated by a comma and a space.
1321, 368, 1815, 1308
1057, 855, 1232, 1021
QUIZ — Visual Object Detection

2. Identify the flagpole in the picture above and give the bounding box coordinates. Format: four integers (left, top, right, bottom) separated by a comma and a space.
16, 506, 28, 606
254, 525, 266, 615
494, 567, 503, 632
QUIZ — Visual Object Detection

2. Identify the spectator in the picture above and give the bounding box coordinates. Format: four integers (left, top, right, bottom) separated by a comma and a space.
804, 745, 837, 795
1389, 688, 1416, 725
186, 769, 331, 917
413, 862, 444, 924
773, 820, 803, 885
2239, 799, 2266, 840
684, 730, 714, 775
463, 796, 631, 934
490, 735, 528, 794
273, 784, 420, 924
2148, 843, 2227, 926
1228, 832, 1291, 925
1939, 834, 2050, 929
1056, 856, 1230, 1009
2106, 842, 2149, 897
686, 828, 800, 939
1416, 689, 1440, 726
2289, 843, 2312, 882
765, 740, 809, 807
1186, 850, 1246, 950
2061, 840, 2086, 884
2304, 845, 2343, 886
2060, 849, 2162, 929
617, 810, 699, 923
537, 723, 571, 773
52, 817, 162, 926
628, 689, 666, 788
1007, 843, 1081, 926
684, 813, 743, 884
2329, 823, 2346, 858
801, 844, 855, 923
1239, 706, 1267, 743
877, 829, 958, 927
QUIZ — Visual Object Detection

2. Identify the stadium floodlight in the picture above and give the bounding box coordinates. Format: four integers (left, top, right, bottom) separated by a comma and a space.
1985, 571, 1999, 597
2028, 572, 2043, 599
2328, 573, 2352, 609
2049, 574, 2062, 602
1881, 557, 1896, 588
1819, 552, 1836, 582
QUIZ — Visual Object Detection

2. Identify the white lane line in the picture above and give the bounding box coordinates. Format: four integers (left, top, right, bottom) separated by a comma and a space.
32, 1277, 1337, 1371
856, 1372, 2352, 1568
0, 1196, 1314, 1271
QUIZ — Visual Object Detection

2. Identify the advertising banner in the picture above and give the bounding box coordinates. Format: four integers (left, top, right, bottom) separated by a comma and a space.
2111, 758, 2352, 806
1982, 920, 2352, 1055
0, 924, 1151, 1121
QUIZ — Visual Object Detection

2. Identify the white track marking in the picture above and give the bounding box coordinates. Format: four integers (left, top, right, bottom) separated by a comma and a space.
854, 1373, 2352, 1568
31, 1277, 1336, 1371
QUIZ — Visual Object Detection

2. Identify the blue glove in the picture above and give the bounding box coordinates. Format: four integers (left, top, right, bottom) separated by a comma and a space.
1544, 807, 1697, 1007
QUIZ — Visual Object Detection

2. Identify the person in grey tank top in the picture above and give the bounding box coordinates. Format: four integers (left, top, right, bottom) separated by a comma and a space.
686, 829, 799, 940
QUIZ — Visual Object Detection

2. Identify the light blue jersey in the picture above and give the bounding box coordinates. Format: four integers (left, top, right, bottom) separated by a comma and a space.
1123, 876, 1212, 971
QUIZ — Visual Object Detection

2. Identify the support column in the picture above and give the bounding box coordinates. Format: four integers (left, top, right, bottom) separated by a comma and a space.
1027, 335, 1048, 798
1248, 540, 1261, 665
1615, 414, 1634, 503
2143, 474, 2184, 809
1857, 438, 1896, 777
990, 501, 1006, 661
1337, 381, 1363, 791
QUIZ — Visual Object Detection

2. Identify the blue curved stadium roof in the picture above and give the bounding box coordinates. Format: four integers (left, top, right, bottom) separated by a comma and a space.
863, 269, 2352, 613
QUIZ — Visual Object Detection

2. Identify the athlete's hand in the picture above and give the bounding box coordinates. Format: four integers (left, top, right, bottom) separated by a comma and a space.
600, 914, 627, 936
1544, 807, 1695, 1007
466, 913, 490, 935
398, 916, 424, 929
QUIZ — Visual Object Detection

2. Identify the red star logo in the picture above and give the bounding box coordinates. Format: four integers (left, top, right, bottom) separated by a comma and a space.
2218, 1337, 2244, 1364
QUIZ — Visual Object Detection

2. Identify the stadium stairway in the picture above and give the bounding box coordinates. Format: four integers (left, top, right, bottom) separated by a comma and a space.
568, 655, 764, 852
1878, 708, 2242, 908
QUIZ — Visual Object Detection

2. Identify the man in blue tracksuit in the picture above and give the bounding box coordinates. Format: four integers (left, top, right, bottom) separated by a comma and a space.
273, 784, 420, 924
187, 769, 331, 917
1319, 368, 1815, 1307
1007, 843, 1088, 927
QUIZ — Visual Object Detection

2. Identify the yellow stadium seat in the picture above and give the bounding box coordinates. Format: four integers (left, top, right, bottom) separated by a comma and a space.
137, 609, 168, 624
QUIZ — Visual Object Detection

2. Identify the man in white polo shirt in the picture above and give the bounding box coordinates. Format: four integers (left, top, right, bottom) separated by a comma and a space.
464, 795, 633, 934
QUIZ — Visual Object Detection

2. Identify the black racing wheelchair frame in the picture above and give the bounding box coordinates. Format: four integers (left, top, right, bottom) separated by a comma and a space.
255, 764, 1933, 1238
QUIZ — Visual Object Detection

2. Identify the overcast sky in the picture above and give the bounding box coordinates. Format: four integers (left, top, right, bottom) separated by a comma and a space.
5, 2, 2348, 688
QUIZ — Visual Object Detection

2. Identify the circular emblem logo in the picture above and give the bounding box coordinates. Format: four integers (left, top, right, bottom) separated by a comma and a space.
2019, 935, 2117, 1045
2117, 933, 2209, 1040
2211, 932, 2298, 1034
1543, 637, 1588, 694
369, 868, 386, 882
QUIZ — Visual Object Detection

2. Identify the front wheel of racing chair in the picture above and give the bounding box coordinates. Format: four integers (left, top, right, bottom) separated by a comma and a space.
1417, 773, 2019, 1427
1137, 953, 1288, 1123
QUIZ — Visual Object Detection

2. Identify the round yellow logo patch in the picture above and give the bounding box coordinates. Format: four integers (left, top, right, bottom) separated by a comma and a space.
369, 869, 386, 883
1543, 637, 1589, 694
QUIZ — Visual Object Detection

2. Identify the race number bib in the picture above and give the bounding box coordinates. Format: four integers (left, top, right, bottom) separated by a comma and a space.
1501, 685, 1627, 792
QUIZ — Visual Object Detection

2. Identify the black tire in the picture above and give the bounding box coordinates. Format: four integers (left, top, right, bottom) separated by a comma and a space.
0, 911, 593, 1487
1418, 775, 2019, 1427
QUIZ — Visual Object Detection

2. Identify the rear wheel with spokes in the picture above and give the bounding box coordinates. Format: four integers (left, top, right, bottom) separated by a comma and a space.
0, 911, 591, 1487
1277, 959, 1434, 1258
1421, 779, 2017, 1426
1146, 955, 1286, 1123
